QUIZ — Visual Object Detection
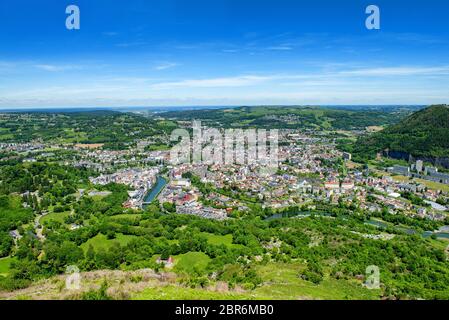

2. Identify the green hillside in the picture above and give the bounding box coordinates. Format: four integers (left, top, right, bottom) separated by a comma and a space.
159, 106, 412, 130
347, 105, 449, 162
0, 111, 169, 150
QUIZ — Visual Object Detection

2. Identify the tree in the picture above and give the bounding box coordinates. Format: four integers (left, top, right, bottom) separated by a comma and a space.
0, 232, 13, 257
163, 202, 176, 213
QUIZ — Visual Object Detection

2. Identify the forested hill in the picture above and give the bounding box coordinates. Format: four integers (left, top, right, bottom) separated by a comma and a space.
158, 106, 413, 130
349, 105, 449, 162
0, 111, 171, 150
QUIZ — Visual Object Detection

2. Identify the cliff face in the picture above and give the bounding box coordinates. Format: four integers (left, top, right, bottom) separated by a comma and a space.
385, 150, 449, 169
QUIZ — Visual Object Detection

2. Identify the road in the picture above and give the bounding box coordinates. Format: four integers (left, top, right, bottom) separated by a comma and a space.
34, 211, 48, 240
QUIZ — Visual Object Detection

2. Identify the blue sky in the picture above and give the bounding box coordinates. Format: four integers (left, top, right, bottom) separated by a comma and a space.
1, 0, 449, 108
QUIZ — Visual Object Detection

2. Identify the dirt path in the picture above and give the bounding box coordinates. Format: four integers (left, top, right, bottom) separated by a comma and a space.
34, 211, 48, 240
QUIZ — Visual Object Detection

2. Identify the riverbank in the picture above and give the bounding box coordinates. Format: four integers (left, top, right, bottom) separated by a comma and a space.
142, 176, 168, 207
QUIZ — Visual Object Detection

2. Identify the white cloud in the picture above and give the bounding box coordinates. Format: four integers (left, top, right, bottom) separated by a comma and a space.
34, 64, 81, 72
147, 65, 449, 92
340, 66, 449, 76
150, 75, 273, 89
154, 62, 179, 70
222, 49, 238, 53
3, 61, 449, 107
267, 46, 293, 51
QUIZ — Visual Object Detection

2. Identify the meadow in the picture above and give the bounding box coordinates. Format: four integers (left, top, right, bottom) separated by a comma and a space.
80, 233, 138, 253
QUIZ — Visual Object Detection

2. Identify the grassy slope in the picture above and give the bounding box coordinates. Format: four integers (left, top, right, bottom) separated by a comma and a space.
0, 257, 15, 277
134, 262, 380, 300
200, 232, 245, 249
41, 212, 71, 224
80, 233, 137, 252
253, 263, 380, 300
133, 285, 255, 300
173, 252, 211, 274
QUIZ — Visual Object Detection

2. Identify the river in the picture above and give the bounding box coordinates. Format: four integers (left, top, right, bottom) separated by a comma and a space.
265, 212, 449, 240
265, 211, 330, 221
364, 220, 449, 239
143, 176, 168, 206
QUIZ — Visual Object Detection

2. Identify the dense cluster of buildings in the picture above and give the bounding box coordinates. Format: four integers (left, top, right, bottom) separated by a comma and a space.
90, 168, 160, 209
5, 126, 448, 224
159, 131, 448, 221
388, 160, 449, 185
0, 142, 46, 153
176, 203, 228, 220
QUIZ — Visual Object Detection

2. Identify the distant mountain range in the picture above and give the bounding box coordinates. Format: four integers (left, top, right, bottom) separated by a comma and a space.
0, 105, 424, 113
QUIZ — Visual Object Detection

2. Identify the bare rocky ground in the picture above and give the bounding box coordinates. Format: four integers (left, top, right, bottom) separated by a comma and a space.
0, 269, 244, 300
0, 269, 177, 300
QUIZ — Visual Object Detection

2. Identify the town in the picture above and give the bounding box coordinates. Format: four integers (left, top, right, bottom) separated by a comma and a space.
2, 121, 448, 224
1, 106, 449, 301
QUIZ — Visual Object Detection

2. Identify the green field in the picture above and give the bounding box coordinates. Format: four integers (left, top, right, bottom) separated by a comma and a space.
41, 212, 71, 224
200, 232, 245, 249
0, 134, 14, 141
173, 252, 211, 274
133, 285, 256, 300
80, 233, 137, 252
108, 214, 142, 222
0, 257, 15, 277
57, 128, 88, 143
253, 262, 380, 300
